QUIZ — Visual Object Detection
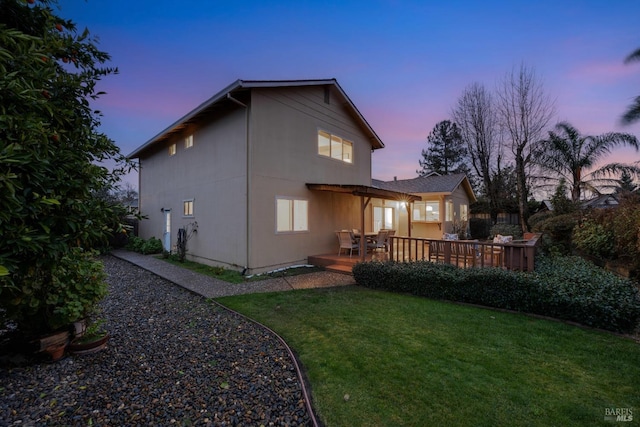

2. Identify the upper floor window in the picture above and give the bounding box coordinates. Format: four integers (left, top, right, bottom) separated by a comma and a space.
318, 130, 353, 163
185, 134, 193, 149
276, 197, 308, 233
183, 199, 194, 217
169, 143, 176, 156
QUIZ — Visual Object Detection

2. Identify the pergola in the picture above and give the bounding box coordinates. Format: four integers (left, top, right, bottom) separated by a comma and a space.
306, 183, 422, 261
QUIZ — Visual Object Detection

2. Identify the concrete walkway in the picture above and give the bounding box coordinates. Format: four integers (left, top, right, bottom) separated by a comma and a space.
110, 249, 356, 299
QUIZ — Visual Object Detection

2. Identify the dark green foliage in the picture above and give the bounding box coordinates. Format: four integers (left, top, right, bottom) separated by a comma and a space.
353, 257, 640, 333
417, 120, 469, 176
572, 215, 615, 259
126, 236, 163, 255
489, 224, 522, 239
469, 217, 490, 239
141, 237, 163, 255
536, 213, 580, 255
573, 194, 640, 273
0, 0, 130, 334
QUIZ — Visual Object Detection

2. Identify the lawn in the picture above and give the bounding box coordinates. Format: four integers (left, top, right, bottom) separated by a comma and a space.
217, 286, 640, 426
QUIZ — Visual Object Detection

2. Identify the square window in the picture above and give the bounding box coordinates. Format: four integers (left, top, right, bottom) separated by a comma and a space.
276, 197, 308, 233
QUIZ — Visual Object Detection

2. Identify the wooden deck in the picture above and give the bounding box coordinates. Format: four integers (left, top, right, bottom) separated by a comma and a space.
309, 235, 541, 275
308, 252, 390, 274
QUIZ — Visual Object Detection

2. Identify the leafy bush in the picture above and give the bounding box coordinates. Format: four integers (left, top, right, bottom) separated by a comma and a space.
141, 237, 163, 255
536, 213, 580, 255
572, 216, 615, 259
528, 210, 553, 231
126, 236, 163, 254
126, 236, 145, 253
2, 249, 107, 334
353, 257, 640, 333
0, 1, 129, 335
489, 224, 522, 239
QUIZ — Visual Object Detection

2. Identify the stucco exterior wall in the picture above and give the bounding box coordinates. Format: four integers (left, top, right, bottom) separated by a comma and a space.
246, 86, 374, 272
138, 109, 248, 268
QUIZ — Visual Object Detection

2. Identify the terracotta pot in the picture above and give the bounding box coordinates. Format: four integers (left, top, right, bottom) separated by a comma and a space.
68, 334, 110, 355
35, 330, 70, 352
44, 343, 66, 361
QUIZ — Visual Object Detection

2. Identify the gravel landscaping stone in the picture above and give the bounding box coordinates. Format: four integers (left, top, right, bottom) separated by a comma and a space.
0, 256, 314, 426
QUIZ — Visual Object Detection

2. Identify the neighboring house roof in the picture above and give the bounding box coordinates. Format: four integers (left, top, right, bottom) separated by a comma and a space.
372, 173, 477, 202
128, 79, 384, 159
538, 200, 553, 212
582, 193, 619, 209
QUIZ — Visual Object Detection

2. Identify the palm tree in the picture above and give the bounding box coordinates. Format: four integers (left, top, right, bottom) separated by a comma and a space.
622, 47, 640, 125
536, 122, 639, 202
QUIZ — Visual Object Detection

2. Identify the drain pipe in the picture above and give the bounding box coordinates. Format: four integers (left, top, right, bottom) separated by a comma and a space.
227, 93, 251, 274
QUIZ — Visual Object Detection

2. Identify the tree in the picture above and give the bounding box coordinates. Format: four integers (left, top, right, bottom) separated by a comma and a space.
452, 82, 503, 223
0, 0, 131, 334
536, 122, 639, 201
622, 47, 640, 125
496, 63, 555, 233
616, 170, 638, 194
417, 120, 469, 176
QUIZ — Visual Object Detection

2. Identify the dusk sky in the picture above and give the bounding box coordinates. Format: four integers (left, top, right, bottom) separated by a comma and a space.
58, 0, 640, 190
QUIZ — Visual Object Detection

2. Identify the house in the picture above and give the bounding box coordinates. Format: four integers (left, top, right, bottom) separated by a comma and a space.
372, 173, 476, 239
582, 193, 620, 209
128, 79, 420, 274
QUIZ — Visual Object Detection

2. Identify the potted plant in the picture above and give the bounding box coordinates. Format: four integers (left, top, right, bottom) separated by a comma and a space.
68, 317, 110, 355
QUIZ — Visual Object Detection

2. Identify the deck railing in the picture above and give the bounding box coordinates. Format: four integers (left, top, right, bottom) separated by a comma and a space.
388, 236, 540, 272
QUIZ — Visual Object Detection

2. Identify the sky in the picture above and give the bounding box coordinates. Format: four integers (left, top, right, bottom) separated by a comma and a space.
57, 0, 640, 190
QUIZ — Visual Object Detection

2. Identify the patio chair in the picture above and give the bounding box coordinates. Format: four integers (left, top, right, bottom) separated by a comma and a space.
489, 234, 512, 267
367, 230, 388, 253
337, 230, 360, 257
383, 229, 395, 252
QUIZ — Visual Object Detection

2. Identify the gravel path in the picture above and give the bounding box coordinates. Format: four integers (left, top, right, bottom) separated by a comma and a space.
0, 256, 314, 426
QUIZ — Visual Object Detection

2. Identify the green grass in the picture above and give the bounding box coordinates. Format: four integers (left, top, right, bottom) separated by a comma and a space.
156, 255, 323, 283
217, 286, 640, 426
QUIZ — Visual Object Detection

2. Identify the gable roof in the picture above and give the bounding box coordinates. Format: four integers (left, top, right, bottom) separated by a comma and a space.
128, 79, 384, 158
372, 173, 477, 202
582, 193, 619, 209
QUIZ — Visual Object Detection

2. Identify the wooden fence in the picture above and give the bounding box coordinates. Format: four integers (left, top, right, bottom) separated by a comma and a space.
387, 235, 540, 272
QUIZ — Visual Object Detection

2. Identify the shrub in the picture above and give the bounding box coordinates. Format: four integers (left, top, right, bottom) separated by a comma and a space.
536, 213, 580, 255
141, 237, 163, 255
353, 257, 640, 333
2, 248, 107, 334
489, 224, 522, 239
572, 216, 615, 259
126, 236, 163, 255
126, 236, 145, 253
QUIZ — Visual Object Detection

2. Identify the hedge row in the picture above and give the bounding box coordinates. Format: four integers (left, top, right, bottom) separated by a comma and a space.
352, 256, 640, 333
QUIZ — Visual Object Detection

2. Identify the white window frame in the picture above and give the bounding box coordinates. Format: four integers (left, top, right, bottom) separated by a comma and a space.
185, 134, 193, 149
169, 143, 176, 156
446, 200, 454, 222
373, 206, 394, 232
318, 130, 353, 164
183, 199, 194, 217
276, 197, 308, 233
412, 201, 440, 222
